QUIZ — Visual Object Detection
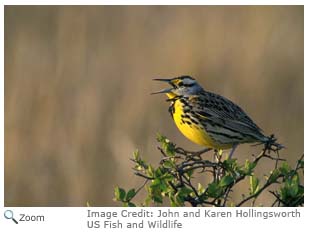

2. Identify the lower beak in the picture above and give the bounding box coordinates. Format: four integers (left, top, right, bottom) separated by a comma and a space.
151, 87, 174, 95
151, 78, 174, 95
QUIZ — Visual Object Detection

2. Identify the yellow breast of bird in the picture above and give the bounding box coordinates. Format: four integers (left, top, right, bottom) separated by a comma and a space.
172, 98, 232, 149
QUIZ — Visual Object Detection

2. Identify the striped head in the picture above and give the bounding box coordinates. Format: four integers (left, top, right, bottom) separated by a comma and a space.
152, 75, 203, 99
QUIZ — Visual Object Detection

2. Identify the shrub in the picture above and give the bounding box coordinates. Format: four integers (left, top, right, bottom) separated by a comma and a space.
114, 134, 304, 207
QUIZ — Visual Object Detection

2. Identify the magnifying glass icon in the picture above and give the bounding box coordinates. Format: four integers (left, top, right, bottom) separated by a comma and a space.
4, 210, 18, 224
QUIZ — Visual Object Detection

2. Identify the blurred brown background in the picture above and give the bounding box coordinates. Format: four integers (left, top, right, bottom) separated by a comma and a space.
5, 6, 303, 206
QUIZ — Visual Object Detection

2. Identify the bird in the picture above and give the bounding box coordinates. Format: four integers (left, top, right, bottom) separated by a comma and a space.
152, 75, 280, 158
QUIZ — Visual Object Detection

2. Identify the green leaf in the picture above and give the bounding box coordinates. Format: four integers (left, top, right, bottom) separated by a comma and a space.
179, 187, 193, 197
146, 165, 154, 177
292, 173, 299, 183
219, 175, 234, 187
198, 183, 205, 195
114, 187, 126, 201
169, 193, 178, 207
250, 176, 260, 195
126, 189, 136, 201
134, 154, 147, 170
156, 133, 166, 143
148, 181, 163, 204
144, 196, 152, 206
269, 169, 281, 182
159, 181, 168, 192
185, 169, 194, 179
163, 160, 174, 168
135, 165, 141, 171
289, 184, 299, 197
153, 194, 163, 203
244, 159, 256, 175
297, 159, 304, 168
174, 192, 185, 206
150, 178, 161, 188
127, 202, 136, 207
133, 149, 139, 161
155, 168, 163, 177
156, 134, 175, 156
207, 182, 221, 198
279, 162, 291, 175
287, 174, 299, 197
164, 143, 175, 157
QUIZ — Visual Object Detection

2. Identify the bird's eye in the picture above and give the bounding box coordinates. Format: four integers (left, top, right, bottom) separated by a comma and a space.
183, 83, 195, 87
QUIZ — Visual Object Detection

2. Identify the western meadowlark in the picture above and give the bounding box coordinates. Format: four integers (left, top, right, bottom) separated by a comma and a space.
152, 75, 280, 158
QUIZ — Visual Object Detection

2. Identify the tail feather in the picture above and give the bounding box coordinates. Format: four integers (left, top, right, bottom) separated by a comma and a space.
264, 134, 284, 151
252, 134, 284, 151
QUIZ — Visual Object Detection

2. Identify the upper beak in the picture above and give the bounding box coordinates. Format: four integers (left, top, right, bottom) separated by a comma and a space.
153, 78, 172, 83
151, 78, 174, 95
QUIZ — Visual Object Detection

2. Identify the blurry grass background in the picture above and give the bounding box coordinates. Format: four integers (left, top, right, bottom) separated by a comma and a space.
5, 6, 303, 206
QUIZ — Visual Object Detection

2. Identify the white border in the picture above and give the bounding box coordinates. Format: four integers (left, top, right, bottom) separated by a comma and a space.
0, 1, 309, 233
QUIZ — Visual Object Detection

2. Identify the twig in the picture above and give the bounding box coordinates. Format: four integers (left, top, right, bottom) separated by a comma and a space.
294, 154, 304, 172
236, 175, 282, 207
134, 172, 153, 180
135, 179, 149, 196
269, 191, 288, 206
222, 187, 232, 207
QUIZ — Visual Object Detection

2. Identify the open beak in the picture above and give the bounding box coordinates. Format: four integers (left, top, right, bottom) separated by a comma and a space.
151, 78, 174, 95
